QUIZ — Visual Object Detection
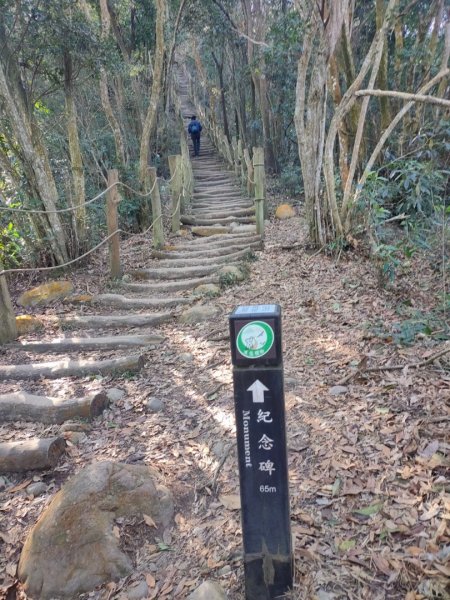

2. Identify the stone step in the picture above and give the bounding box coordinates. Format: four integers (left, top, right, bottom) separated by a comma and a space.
92, 293, 193, 309
194, 185, 239, 193
0, 354, 145, 381
196, 172, 235, 179
129, 263, 227, 281
123, 275, 220, 293
193, 192, 244, 200
154, 240, 261, 260
192, 201, 250, 210
194, 176, 236, 184
59, 312, 172, 330
9, 334, 165, 353
168, 232, 261, 248
191, 226, 231, 236
191, 207, 255, 219
152, 246, 252, 267
182, 215, 255, 226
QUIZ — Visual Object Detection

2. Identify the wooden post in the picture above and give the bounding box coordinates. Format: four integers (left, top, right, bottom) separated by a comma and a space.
232, 136, 239, 176
106, 169, 121, 279
168, 155, 181, 233
253, 147, 265, 237
147, 167, 164, 249
224, 135, 233, 166
244, 149, 254, 197
180, 130, 193, 209
0, 263, 17, 344
238, 139, 245, 186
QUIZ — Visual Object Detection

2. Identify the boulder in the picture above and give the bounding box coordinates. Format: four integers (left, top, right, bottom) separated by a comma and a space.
18, 281, 74, 307
218, 265, 245, 282
15, 315, 44, 335
18, 461, 173, 599
180, 305, 220, 324
193, 283, 221, 297
275, 204, 296, 220
188, 581, 227, 600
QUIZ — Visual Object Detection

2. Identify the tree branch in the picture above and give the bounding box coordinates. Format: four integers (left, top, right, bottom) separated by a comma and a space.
210, 0, 270, 47
355, 88, 450, 108
356, 68, 450, 197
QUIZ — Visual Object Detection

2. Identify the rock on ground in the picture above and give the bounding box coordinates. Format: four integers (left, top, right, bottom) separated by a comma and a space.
26, 482, 47, 497
18, 281, 74, 307
218, 265, 245, 282
188, 581, 227, 600
107, 388, 126, 403
125, 580, 149, 600
15, 315, 44, 335
146, 397, 164, 412
180, 305, 220, 324
18, 461, 173, 599
193, 283, 221, 297
275, 204, 296, 220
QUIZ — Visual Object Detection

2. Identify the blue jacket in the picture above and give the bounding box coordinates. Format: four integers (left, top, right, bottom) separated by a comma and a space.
188, 120, 202, 136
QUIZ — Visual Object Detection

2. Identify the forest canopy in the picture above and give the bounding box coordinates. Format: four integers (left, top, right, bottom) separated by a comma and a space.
0, 0, 448, 267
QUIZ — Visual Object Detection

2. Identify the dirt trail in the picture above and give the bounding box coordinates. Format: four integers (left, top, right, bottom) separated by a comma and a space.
0, 97, 448, 599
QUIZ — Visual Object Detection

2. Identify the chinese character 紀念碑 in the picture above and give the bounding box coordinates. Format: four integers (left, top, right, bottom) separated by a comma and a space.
257, 409, 273, 423
259, 460, 276, 475
258, 434, 274, 451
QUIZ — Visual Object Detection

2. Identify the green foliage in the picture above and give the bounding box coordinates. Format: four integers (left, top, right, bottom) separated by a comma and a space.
277, 164, 303, 197
372, 243, 400, 286
390, 161, 448, 216
370, 308, 449, 346
0, 220, 22, 268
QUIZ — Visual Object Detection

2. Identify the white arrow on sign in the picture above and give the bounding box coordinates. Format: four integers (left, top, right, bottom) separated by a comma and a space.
247, 379, 269, 403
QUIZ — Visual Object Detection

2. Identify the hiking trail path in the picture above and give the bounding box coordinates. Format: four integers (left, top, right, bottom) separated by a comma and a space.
0, 75, 261, 465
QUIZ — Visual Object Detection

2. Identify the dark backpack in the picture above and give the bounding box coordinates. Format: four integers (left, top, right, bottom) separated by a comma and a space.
190, 122, 200, 134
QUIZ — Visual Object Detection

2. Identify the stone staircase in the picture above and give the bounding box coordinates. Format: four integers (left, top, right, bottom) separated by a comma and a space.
0, 74, 261, 472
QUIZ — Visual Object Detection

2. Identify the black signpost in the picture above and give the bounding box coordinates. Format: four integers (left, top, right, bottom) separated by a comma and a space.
229, 304, 293, 599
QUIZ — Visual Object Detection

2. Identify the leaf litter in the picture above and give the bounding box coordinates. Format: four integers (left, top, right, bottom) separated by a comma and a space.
0, 208, 449, 599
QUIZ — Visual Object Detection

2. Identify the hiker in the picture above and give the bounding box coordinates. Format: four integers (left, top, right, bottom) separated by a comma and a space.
188, 115, 202, 157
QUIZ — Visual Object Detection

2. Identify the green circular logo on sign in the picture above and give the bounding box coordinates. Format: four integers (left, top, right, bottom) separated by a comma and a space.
236, 321, 274, 359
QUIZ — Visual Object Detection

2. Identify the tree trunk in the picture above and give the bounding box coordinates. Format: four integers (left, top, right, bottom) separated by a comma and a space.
63, 50, 87, 252
0, 391, 109, 424
139, 0, 166, 182
321, 0, 398, 239
329, 55, 350, 187
294, 0, 359, 244
0, 28, 69, 264
98, 0, 127, 167
376, 0, 391, 131
212, 52, 231, 142
0, 264, 17, 344
0, 354, 145, 381
0, 437, 66, 473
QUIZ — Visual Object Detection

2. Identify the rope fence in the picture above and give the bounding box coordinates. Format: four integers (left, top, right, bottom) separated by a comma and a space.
0, 190, 183, 278
0, 166, 180, 216
0, 158, 189, 278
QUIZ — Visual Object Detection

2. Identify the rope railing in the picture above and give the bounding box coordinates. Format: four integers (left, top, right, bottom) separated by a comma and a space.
0, 178, 184, 278
0, 167, 180, 216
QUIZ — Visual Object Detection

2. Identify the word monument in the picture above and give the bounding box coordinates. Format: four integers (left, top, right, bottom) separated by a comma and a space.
229, 304, 293, 599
